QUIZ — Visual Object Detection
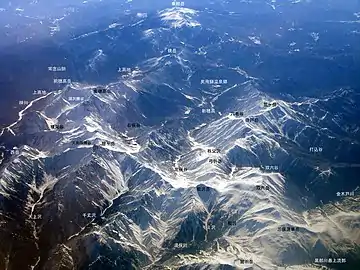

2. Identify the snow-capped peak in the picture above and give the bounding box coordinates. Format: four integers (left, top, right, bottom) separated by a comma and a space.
158, 7, 201, 28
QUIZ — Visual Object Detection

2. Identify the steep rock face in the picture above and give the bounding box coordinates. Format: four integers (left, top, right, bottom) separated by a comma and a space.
1, 82, 359, 270
175, 212, 207, 243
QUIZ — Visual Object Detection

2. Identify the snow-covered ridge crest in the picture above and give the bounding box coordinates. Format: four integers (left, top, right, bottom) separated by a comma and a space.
158, 7, 201, 28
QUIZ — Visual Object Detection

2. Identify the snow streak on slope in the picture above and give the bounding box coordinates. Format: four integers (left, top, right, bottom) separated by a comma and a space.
0, 76, 359, 270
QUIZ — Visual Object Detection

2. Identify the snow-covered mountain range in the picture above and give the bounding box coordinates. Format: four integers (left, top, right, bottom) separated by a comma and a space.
0, 1, 360, 270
